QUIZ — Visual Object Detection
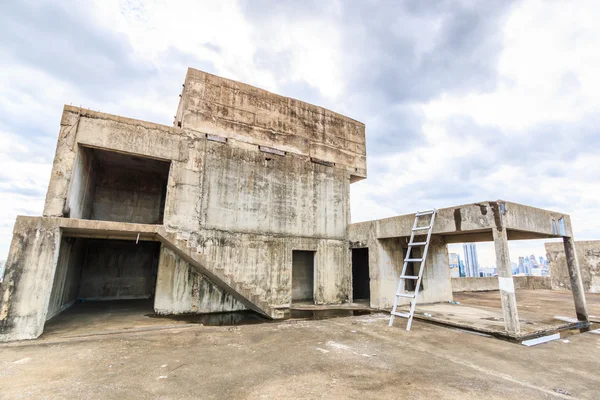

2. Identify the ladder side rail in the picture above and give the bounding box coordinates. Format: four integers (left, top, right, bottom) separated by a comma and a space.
406, 210, 437, 331
389, 259, 410, 326
390, 215, 420, 326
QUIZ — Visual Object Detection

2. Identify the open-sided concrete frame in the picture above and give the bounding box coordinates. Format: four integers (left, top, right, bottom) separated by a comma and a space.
349, 200, 589, 336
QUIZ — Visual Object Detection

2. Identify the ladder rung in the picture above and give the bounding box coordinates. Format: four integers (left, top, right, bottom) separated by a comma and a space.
391, 311, 410, 318
396, 293, 415, 298
412, 226, 431, 231
409, 241, 427, 246
415, 210, 434, 217
405, 258, 423, 262
401, 275, 418, 280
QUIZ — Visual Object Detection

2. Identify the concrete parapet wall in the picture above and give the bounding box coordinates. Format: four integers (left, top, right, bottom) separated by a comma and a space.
451, 276, 552, 292
546, 240, 600, 293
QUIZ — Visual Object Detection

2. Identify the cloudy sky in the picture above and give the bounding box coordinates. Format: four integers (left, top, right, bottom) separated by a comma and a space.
1, 0, 599, 267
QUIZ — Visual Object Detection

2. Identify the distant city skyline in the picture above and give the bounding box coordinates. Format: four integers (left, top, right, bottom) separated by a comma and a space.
447, 239, 560, 271
449, 242, 552, 277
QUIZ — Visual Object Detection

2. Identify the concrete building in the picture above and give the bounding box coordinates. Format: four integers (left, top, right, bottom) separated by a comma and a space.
546, 240, 600, 293
0, 68, 590, 342
463, 243, 480, 277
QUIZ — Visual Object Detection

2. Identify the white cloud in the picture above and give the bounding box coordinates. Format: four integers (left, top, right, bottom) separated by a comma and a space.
1, 0, 599, 269
423, 0, 600, 130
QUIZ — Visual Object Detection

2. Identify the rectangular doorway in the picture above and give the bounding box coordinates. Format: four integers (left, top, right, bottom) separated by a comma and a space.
292, 250, 315, 303
352, 248, 370, 301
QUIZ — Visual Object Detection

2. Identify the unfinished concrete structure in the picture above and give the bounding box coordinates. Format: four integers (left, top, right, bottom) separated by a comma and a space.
0, 68, 590, 342
0, 68, 365, 341
546, 240, 600, 293
349, 202, 589, 336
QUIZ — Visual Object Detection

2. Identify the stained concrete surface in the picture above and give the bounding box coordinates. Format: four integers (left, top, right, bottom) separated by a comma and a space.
547, 240, 600, 293
1, 311, 600, 399
403, 290, 600, 338
42, 300, 267, 339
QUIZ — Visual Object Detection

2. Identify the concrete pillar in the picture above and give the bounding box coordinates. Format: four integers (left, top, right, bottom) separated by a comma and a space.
492, 227, 520, 335
563, 236, 589, 322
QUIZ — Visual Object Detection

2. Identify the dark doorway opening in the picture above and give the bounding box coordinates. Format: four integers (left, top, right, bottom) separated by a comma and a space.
65, 146, 171, 224
292, 250, 315, 302
352, 248, 370, 300
47, 237, 161, 321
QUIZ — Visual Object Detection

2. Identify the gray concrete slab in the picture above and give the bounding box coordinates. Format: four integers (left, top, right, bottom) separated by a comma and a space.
1, 310, 599, 399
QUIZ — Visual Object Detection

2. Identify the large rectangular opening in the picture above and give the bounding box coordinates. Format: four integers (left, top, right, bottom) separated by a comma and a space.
65, 146, 170, 224
46, 238, 161, 321
292, 250, 315, 303
352, 248, 370, 301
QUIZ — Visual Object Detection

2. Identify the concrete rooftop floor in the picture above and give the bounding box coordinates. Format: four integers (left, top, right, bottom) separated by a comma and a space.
403, 290, 600, 339
0, 292, 599, 399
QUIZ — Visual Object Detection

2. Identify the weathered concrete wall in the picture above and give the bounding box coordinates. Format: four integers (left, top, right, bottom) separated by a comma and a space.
47, 238, 84, 320
451, 276, 552, 292
1, 69, 365, 340
198, 140, 348, 238
176, 68, 366, 181
349, 220, 453, 308
154, 246, 245, 314
40, 105, 353, 316
361, 201, 571, 243
91, 164, 167, 224
546, 241, 600, 293
65, 147, 96, 219
188, 230, 350, 307
0, 217, 61, 341
78, 240, 160, 300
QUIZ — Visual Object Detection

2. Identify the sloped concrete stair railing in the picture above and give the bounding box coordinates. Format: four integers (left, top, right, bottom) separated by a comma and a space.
154, 227, 285, 320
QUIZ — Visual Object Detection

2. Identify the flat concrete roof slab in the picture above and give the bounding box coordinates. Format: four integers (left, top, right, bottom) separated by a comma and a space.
397, 290, 600, 340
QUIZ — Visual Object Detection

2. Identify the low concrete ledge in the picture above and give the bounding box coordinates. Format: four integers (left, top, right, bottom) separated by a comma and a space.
452, 276, 552, 292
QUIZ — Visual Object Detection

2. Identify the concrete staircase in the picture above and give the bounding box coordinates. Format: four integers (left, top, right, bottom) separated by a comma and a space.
155, 227, 285, 319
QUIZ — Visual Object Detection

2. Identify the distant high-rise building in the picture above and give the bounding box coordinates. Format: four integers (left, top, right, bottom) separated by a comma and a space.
449, 253, 460, 278
463, 243, 480, 277
518, 257, 525, 274
530, 255, 538, 267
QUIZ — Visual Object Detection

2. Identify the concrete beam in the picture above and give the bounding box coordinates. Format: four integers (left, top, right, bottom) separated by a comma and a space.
351, 201, 571, 241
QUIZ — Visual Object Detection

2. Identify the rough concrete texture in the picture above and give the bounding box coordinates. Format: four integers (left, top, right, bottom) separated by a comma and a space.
350, 201, 573, 243
2, 69, 588, 344
2, 70, 361, 339
175, 68, 367, 181
349, 217, 454, 309
348, 200, 581, 334
154, 246, 245, 314
0, 218, 61, 341
1, 311, 599, 399
40, 106, 352, 314
547, 240, 600, 293
405, 290, 600, 339
451, 276, 552, 292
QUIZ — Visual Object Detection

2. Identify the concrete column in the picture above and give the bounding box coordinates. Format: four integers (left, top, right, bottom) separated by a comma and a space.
492, 227, 520, 335
563, 236, 589, 322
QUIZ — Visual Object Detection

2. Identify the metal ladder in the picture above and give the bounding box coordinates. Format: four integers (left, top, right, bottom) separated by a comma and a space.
389, 209, 437, 331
